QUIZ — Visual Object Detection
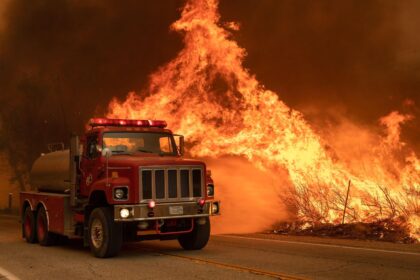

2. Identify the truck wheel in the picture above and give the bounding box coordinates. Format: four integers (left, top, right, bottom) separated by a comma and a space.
88, 207, 122, 258
23, 207, 37, 243
37, 207, 58, 246
178, 217, 210, 250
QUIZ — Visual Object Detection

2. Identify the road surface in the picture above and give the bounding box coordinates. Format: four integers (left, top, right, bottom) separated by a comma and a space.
0, 215, 419, 280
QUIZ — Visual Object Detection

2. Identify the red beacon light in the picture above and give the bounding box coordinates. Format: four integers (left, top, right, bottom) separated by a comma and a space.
119, 120, 126, 126
198, 198, 206, 207
89, 118, 167, 128
148, 200, 156, 209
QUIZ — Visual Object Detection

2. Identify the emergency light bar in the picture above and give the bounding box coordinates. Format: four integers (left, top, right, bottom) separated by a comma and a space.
89, 118, 167, 128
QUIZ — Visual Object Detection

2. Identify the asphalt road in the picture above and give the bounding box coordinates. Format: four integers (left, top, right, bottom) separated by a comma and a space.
0, 215, 419, 280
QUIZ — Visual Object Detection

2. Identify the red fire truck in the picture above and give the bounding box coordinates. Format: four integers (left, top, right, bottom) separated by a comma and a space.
20, 118, 220, 258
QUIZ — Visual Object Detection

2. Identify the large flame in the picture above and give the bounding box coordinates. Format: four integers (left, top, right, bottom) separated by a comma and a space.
107, 0, 419, 237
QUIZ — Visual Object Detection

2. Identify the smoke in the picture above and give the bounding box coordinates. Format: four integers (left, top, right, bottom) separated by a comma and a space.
206, 157, 290, 234
219, 0, 420, 152
313, 110, 415, 183
0, 0, 185, 186
0, 1, 419, 188
0, 0, 9, 33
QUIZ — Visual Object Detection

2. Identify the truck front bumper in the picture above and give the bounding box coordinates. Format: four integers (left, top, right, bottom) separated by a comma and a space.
113, 201, 220, 222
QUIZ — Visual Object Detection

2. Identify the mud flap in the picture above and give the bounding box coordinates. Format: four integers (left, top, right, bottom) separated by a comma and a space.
83, 222, 89, 247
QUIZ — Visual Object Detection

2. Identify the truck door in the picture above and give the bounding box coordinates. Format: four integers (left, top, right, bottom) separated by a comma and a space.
80, 133, 101, 196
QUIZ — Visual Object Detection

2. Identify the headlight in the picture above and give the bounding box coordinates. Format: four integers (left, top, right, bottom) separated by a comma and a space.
114, 187, 128, 200
211, 203, 219, 214
207, 184, 214, 197
115, 189, 124, 199
120, 208, 130, 218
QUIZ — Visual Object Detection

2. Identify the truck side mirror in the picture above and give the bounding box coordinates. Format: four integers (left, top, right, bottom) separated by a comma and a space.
102, 147, 112, 187
173, 134, 185, 156
102, 148, 112, 159
179, 135, 184, 156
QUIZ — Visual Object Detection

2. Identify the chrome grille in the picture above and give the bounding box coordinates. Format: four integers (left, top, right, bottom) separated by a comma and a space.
139, 166, 204, 202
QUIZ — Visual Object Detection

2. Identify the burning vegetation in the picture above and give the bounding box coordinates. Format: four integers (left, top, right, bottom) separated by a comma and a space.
107, 0, 419, 240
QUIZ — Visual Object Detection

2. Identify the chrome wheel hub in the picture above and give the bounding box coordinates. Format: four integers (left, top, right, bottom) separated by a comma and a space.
91, 218, 104, 248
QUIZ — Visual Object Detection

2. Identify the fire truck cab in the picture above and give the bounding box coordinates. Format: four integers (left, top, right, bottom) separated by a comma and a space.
20, 118, 220, 258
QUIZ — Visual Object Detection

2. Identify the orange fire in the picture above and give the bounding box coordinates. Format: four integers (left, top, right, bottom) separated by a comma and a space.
107, 0, 419, 237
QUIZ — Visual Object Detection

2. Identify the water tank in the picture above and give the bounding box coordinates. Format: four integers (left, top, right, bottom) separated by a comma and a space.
30, 150, 70, 193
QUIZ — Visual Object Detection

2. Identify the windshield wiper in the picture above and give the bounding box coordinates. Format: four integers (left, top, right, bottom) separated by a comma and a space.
136, 149, 168, 156
137, 149, 154, 154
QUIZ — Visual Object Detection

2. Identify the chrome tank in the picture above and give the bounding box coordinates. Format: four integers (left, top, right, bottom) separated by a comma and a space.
30, 150, 70, 193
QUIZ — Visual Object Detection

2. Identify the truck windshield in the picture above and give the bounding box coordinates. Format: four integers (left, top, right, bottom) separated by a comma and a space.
103, 132, 177, 156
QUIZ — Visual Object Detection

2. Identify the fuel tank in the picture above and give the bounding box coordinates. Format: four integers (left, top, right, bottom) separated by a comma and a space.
30, 150, 70, 193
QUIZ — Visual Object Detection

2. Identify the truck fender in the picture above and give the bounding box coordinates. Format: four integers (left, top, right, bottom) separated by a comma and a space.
36, 201, 50, 231
88, 190, 109, 207
22, 199, 34, 212
21, 200, 33, 238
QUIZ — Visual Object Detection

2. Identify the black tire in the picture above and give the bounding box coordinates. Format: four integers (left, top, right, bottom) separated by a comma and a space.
36, 207, 58, 246
88, 207, 122, 258
22, 207, 37, 243
178, 217, 210, 250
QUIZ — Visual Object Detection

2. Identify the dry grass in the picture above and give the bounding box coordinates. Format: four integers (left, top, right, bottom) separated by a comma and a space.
271, 219, 418, 244
279, 180, 419, 242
